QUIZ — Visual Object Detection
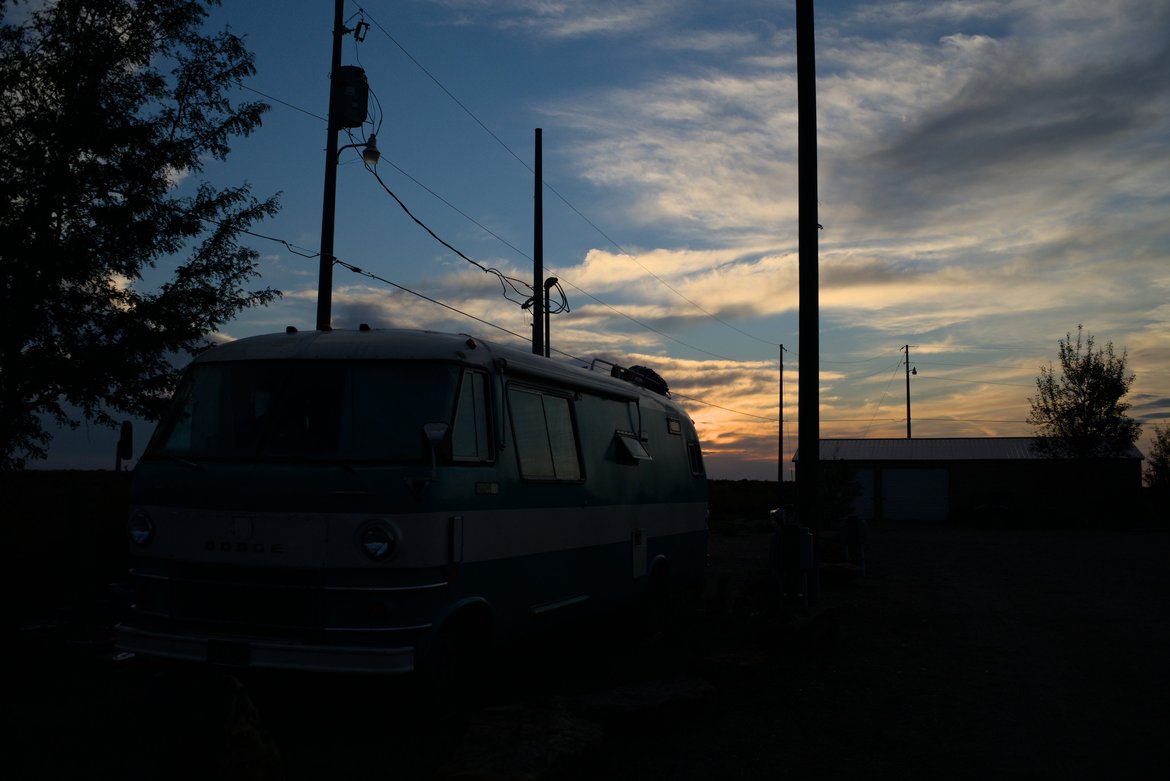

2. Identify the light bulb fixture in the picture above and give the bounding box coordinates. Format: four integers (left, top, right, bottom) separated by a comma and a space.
336, 135, 380, 165
361, 134, 380, 165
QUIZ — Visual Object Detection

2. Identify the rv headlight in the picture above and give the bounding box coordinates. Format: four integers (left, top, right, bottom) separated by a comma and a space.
358, 522, 397, 561
128, 511, 154, 547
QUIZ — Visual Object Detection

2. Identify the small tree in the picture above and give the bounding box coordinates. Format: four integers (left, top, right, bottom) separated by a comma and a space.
1145, 424, 1170, 490
1027, 325, 1140, 458
0, 0, 280, 469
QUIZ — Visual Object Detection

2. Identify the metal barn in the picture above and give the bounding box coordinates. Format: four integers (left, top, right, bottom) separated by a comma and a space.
803, 438, 1144, 524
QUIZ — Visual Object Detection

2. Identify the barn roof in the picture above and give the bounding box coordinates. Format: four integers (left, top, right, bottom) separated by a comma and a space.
797, 437, 1144, 461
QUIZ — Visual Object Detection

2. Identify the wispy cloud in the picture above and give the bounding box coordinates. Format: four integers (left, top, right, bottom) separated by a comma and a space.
432, 0, 685, 39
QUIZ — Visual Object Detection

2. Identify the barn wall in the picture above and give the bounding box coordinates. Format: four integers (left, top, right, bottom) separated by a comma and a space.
843, 458, 1143, 526
950, 459, 1143, 526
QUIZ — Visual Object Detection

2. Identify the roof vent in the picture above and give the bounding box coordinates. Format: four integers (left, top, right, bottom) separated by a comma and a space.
285, 326, 298, 334
359, 323, 371, 332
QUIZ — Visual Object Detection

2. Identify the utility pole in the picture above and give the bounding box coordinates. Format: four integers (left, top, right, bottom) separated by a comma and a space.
316, 0, 345, 332
316, 3, 372, 331
532, 128, 544, 355
796, 0, 820, 540
778, 345, 784, 487
903, 344, 915, 439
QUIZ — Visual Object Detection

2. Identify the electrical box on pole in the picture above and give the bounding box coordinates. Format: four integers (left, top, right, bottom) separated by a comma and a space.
332, 65, 369, 128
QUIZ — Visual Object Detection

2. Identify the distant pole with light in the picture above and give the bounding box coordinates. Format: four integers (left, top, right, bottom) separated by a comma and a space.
903, 344, 916, 439
532, 128, 544, 355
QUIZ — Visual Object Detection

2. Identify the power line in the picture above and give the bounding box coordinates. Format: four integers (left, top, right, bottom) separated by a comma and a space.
916, 375, 1034, 389
353, 154, 746, 361
229, 74, 772, 363
209, 217, 1047, 431
850, 359, 905, 381
544, 275, 750, 362
914, 418, 1028, 423
672, 393, 778, 422
371, 155, 743, 359
862, 360, 905, 437
362, 163, 536, 307
234, 81, 328, 123
820, 354, 897, 365
379, 158, 535, 263
357, 5, 780, 349
360, 7, 530, 171
332, 258, 540, 346
920, 359, 1035, 370
226, 224, 779, 416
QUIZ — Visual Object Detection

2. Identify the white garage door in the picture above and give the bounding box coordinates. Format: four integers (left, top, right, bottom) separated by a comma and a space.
881, 468, 949, 521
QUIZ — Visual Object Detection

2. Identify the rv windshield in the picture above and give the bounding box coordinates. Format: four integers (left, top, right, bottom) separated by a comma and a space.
148, 360, 461, 463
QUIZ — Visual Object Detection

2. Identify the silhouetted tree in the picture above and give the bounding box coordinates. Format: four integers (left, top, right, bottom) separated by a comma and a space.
0, 0, 280, 468
1027, 325, 1140, 459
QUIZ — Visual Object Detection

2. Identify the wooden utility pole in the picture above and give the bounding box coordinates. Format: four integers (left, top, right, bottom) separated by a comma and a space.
316, 0, 345, 331
904, 344, 915, 438
796, 0, 820, 537
778, 345, 785, 486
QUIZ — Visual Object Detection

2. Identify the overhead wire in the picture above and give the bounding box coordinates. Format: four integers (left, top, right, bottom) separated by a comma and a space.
368, 150, 742, 358
231, 74, 758, 364
233, 81, 328, 122
195, 216, 527, 342
210, 215, 788, 420
200, 214, 1039, 431
671, 393, 778, 422
916, 375, 1034, 389
332, 258, 538, 346
861, 359, 906, 437
355, 149, 538, 308
356, 4, 781, 350
221, 205, 1040, 431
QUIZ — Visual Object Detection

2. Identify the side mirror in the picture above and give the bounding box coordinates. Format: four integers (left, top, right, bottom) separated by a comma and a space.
423, 422, 449, 480
424, 422, 449, 445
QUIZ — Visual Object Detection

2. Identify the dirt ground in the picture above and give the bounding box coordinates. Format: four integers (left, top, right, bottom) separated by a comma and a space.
8, 521, 1170, 779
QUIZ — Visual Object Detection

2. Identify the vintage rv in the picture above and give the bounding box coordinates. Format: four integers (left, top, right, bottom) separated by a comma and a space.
115, 327, 708, 675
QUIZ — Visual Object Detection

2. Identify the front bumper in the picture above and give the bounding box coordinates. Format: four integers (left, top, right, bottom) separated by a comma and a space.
114, 624, 415, 674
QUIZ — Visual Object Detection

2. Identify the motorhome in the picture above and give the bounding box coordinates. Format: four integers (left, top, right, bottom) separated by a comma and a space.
115, 327, 708, 675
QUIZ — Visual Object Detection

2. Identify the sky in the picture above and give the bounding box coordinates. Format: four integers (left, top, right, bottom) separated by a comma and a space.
30, 0, 1170, 479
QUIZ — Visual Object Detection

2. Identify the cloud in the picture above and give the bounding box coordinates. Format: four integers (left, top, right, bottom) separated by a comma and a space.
432, 0, 685, 39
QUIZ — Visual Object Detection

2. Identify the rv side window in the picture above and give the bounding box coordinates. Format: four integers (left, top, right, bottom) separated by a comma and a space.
687, 440, 705, 476
452, 371, 491, 462
508, 386, 582, 481
615, 431, 652, 464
